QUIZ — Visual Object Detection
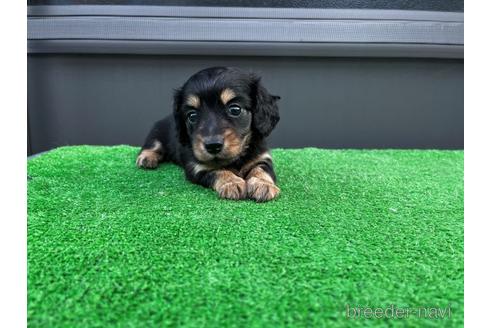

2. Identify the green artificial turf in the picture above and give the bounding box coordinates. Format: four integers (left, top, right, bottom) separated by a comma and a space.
28, 146, 464, 327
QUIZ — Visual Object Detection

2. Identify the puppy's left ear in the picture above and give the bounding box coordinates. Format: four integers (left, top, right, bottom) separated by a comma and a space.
251, 76, 280, 138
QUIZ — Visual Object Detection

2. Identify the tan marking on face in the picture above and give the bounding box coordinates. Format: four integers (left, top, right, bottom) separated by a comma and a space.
192, 134, 214, 162
193, 129, 250, 164
185, 94, 200, 108
239, 152, 272, 177
246, 166, 279, 202
136, 140, 163, 169
221, 129, 250, 160
213, 170, 247, 200
220, 88, 236, 105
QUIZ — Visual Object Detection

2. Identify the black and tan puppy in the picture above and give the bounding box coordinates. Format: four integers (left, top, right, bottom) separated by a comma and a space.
136, 67, 281, 202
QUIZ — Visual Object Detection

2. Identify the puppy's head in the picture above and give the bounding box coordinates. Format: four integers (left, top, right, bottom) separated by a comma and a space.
173, 67, 280, 165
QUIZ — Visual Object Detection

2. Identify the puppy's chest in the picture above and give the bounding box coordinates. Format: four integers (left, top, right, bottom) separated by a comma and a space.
225, 157, 263, 178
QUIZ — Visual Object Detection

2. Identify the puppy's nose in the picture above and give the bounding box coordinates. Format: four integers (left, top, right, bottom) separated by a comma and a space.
204, 136, 224, 155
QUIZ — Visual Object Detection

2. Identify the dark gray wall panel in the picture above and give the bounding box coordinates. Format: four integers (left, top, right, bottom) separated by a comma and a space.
27, 54, 463, 154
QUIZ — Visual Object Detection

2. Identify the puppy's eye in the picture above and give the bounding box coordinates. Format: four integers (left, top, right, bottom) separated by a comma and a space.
227, 104, 242, 117
187, 110, 198, 124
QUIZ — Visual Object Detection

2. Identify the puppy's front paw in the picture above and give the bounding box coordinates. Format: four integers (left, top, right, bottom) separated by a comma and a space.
217, 180, 247, 200
246, 177, 280, 202
213, 171, 247, 200
136, 151, 160, 169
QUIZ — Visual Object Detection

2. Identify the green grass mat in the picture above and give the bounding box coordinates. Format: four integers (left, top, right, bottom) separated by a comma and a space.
28, 146, 463, 327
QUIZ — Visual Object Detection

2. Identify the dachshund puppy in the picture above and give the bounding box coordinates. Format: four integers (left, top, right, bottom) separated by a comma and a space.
136, 67, 280, 202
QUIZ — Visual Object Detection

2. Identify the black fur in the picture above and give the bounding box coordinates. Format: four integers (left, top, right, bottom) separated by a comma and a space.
137, 67, 281, 201
251, 77, 281, 138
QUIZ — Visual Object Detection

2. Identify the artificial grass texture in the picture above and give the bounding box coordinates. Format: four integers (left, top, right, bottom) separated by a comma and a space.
28, 146, 463, 327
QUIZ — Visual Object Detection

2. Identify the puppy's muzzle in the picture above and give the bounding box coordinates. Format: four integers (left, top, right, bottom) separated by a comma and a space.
203, 135, 224, 155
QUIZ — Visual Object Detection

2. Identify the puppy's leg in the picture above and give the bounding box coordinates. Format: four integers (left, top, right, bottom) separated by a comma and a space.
136, 140, 163, 169
242, 154, 280, 202
136, 119, 169, 169
185, 164, 247, 200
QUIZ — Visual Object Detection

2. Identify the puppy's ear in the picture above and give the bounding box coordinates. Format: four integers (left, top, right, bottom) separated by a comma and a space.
251, 77, 280, 138
172, 88, 188, 144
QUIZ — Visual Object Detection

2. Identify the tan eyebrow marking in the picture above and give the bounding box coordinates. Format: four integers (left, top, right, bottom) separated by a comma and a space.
185, 94, 200, 108
220, 88, 236, 105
